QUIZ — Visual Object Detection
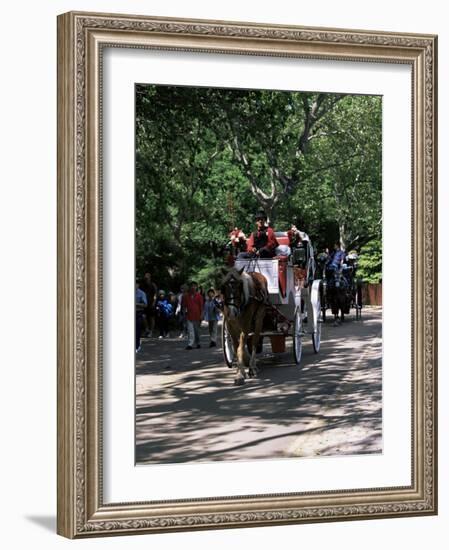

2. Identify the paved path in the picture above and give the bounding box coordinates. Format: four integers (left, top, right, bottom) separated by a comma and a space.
136, 307, 382, 464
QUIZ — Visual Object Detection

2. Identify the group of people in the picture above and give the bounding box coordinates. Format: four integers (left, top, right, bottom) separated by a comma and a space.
136, 212, 360, 352
228, 210, 308, 262
228, 210, 280, 260
135, 274, 223, 353
229, 211, 361, 293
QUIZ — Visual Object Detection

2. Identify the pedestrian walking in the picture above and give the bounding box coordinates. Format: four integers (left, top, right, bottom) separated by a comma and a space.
203, 288, 221, 347
155, 290, 173, 338
135, 279, 148, 352
183, 281, 204, 350
176, 285, 188, 338
139, 272, 158, 337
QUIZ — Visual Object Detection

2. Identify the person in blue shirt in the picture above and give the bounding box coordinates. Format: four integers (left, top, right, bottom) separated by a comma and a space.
326, 242, 353, 292
155, 290, 174, 339
327, 242, 346, 271
136, 280, 148, 352
203, 288, 221, 347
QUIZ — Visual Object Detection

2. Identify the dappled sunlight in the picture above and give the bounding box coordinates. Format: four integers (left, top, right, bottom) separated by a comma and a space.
136, 307, 382, 464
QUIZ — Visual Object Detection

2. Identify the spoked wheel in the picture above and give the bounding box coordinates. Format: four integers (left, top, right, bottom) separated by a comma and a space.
293, 308, 303, 365
312, 312, 321, 354
311, 282, 322, 353
222, 321, 234, 368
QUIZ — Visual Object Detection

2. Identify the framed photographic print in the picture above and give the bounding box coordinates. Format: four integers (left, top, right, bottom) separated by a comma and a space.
57, 11, 437, 538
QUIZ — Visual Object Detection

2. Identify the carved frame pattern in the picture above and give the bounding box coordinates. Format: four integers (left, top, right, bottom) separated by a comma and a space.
57, 11, 437, 538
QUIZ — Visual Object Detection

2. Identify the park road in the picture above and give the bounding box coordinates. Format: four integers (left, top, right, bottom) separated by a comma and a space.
136, 306, 382, 464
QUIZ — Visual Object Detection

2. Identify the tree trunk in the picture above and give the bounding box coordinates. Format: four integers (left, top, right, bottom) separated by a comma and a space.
265, 203, 275, 226
339, 222, 347, 250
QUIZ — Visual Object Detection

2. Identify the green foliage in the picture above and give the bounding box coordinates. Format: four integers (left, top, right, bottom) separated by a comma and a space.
194, 258, 227, 291
135, 85, 382, 290
357, 238, 383, 284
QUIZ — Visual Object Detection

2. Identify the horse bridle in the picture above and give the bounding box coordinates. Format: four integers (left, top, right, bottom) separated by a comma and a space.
222, 275, 243, 312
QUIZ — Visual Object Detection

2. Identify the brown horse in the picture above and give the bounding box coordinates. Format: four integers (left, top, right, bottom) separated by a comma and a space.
221, 267, 268, 385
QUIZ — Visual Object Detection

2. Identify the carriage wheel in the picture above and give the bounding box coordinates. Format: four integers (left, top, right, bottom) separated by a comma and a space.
312, 286, 322, 354
222, 321, 234, 368
293, 308, 302, 365
321, 282, 327, 323
312, 298, 321, 353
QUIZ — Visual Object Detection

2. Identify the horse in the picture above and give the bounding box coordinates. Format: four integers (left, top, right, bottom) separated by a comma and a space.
221, 267, 268, 385
326, 266, 351, 325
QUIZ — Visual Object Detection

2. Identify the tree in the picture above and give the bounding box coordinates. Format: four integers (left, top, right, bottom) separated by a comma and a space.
357, 239, 382, 284
297, 94, 382, 250
220, 90, 345, 221
135, 84, 383, 289
136, 86, 225, 286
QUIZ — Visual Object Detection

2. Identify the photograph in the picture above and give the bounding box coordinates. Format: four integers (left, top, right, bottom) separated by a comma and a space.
134, 84, 383, 465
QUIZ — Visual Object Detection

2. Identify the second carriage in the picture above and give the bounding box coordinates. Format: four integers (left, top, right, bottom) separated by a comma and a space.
316, 250, 363, 324
222, 231, 323, 367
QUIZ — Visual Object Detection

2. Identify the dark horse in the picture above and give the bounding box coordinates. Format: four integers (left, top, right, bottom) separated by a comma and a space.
221, 267, 268, 385
326, 266, 351, 325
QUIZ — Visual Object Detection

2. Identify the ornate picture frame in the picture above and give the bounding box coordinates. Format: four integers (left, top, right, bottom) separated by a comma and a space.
57, 11, 437, 538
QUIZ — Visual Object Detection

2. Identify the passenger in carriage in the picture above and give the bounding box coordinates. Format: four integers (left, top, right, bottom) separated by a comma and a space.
288, 222, 315, 284
229, 227, 247, 255
240, 210, 279, 258
225, 227, 247, 266
228, 227, 246, 263
287, 224, 303, 248
343, 250, 359, 286
288, 220, 311, 246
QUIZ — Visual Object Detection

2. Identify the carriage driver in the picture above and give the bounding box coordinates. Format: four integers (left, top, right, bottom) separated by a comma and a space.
241, 210, 279, 259
325, 241, 346, 279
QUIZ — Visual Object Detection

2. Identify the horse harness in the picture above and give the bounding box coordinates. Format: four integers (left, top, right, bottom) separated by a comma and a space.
223, 271, 267, 317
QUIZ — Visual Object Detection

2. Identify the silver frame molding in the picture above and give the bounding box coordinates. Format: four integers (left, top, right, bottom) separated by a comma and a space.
57, 11, 438, 538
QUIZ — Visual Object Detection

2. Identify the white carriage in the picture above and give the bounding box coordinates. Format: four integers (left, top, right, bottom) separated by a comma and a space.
222, 231, 323, 366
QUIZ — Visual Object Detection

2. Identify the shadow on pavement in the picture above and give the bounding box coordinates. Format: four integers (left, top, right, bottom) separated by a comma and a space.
136, 308, 382, 464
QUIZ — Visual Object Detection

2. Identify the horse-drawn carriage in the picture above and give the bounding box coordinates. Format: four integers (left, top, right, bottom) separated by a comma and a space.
317, 251, 363, 324
221, 231, 323, 381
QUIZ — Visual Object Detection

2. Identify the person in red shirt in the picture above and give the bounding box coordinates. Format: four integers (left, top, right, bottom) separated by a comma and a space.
245, 210, 279, 258
183, 281, 204, 350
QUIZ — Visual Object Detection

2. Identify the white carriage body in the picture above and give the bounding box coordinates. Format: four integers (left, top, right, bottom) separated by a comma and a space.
234, 258, 279, 295
234, 257, 300, 320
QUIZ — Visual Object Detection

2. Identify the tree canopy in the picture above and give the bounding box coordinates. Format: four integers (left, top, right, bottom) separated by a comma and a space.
136, 85, 382, 291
